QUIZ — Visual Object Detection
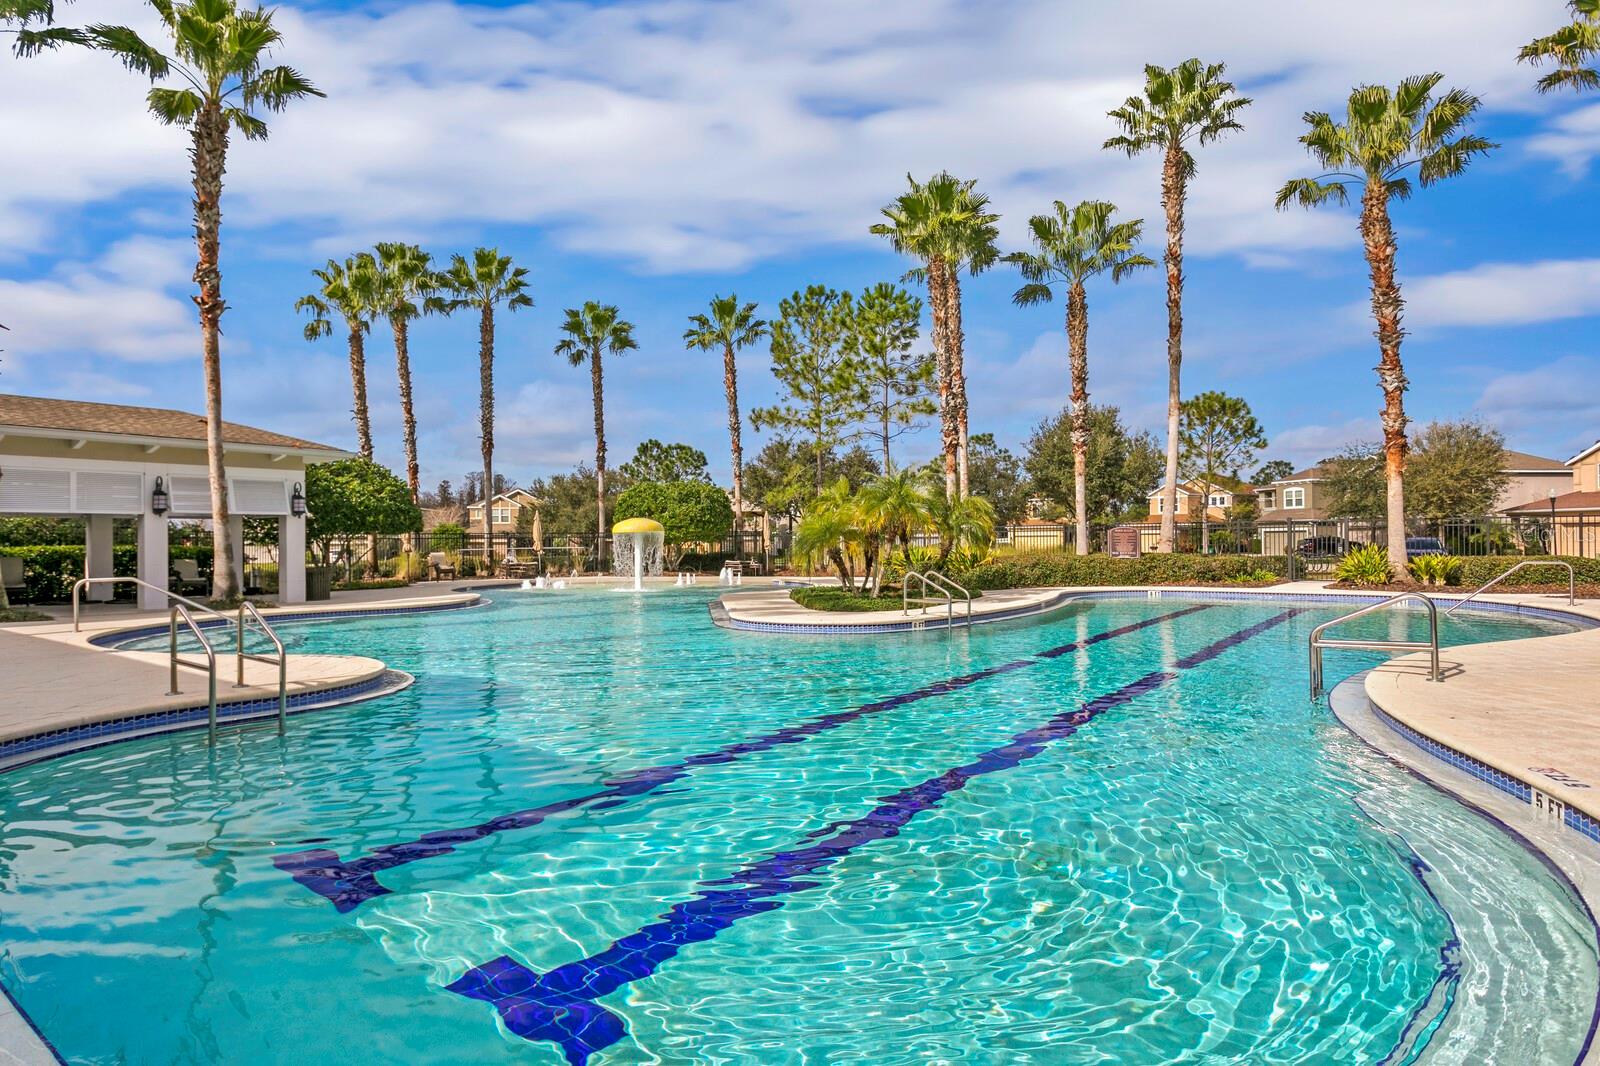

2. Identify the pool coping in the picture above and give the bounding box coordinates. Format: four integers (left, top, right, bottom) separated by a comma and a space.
1330, 673, 1600, 1066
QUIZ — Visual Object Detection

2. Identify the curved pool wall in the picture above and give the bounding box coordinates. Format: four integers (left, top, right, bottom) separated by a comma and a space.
0, 587, 1595, 1064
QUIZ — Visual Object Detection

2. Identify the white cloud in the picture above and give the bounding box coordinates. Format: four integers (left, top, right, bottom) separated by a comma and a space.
0, 236, 198, 364
0, 0, 1558, 272
1405, 259, 1600, 327
1474, 356, 1600, 452
1268, 418, 1379, 468
1528, 101, 1600, 176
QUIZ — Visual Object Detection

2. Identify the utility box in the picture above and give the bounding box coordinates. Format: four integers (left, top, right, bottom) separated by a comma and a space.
306, 565, 334, 601
1109, 526, 1142, 559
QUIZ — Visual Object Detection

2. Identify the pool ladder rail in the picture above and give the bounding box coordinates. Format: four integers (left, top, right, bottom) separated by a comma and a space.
1443, 559, 1575, 616
71, 576, 287, 744
1308, 591, 1439, 700
903, 570, 973, 629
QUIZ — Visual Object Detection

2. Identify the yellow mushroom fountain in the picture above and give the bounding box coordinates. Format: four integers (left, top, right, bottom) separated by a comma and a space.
611, 517, 665, 591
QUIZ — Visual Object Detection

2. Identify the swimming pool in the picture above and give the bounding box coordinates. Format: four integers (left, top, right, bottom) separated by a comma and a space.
0, 589, 1594, 1064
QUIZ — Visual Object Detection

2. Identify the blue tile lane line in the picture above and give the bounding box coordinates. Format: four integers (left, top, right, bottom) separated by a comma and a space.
273, 604, 1216, 911
445, 609, 1305, 1064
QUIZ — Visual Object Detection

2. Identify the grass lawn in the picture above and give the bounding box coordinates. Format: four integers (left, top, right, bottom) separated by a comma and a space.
790, 585, 982, 612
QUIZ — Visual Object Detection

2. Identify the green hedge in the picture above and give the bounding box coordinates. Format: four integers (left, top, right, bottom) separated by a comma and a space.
1458, 555, 1600, 587
963, 551, 1291, 591
0, 544, 213, 603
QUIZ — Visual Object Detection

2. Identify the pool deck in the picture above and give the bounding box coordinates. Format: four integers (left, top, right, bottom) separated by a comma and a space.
0, 584, 484, 750
716, 585, 1072, 631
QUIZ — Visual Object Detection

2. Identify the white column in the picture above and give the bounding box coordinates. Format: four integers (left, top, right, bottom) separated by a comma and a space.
85, 514, 115, 601
227, 515, 245, 592
137, 510, 170, 611
279, 514, 306, 604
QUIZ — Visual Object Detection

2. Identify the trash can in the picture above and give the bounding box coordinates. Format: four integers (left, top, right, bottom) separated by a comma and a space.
307, 565, 334, 601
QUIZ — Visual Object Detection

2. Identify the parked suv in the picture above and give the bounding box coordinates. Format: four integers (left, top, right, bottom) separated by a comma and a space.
1295, 536, 1348, 557
1405, 537, 1447, 557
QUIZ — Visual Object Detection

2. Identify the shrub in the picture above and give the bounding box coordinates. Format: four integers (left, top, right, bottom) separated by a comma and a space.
1333, 545, 1392, 586
1407, 554, 1464, 587
790, 587, 905, 612
962, 551, 1289, 591
429, 523, 466, 552
0, 544, 211, 603
1457, 555, 1600, 588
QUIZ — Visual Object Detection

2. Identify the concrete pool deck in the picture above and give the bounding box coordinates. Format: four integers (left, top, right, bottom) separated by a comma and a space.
0, 585, 487, 755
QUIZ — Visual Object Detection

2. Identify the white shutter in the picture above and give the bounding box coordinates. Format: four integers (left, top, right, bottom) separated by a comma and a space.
167, 475, 213, 516
75, 471, 145, 514
232, 478, 287, 515
0, 468, 72, 513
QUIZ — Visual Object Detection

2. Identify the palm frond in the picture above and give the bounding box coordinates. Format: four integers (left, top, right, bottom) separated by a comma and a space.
1274, 176, 1349, 210
147, 86, 202, 124
1418, 134, 1496, 185
12, 24, 89, 55
83, 23, 170, 77
1010, 281, 1055, 307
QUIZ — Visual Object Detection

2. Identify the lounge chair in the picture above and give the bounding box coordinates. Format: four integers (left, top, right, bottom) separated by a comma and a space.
171, 559, 209, 596
428, 552, 457, 581
1, 556, 26, 603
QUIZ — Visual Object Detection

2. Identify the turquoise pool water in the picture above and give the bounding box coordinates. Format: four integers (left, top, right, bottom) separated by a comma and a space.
0, 590, 1595, 1064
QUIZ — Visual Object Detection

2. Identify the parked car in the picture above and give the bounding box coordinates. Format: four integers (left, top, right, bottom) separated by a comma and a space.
1405, 537, 1447, 557
1295, 536, 1348, 557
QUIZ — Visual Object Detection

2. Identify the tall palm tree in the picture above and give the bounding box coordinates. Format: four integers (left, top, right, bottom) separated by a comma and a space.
871, 172, 999, 499
372, 242, 444, 502
16, 0, 322, 601
440, 248, 533, 546
296, 254, 379, 458
1276, 75, 1494, 574
1105, 59, 1250, 553
684, 295, 767, 543
555, 302, 638, 563
1521, 1, 1600, 92
1006, 201, 1154, 555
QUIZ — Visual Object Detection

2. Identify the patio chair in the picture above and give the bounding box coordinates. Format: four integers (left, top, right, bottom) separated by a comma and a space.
1, 556, 27, 604
428, 552, 457, 582
171, 559, 209, 597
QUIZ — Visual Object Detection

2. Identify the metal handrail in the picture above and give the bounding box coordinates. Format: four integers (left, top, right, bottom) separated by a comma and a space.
169, 604, 219, 743
1309, 592, 1440, 699
73, 576, 229, 632
902, 570, 974, 628
1444, 560, 1575, 616
237, 601, 287, 734
72, 576, 288, 742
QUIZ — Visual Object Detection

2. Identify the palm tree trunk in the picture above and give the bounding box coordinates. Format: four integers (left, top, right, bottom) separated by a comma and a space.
1157, 142, 1186, 554
1067, 280, 1090, 556
927, 256, 956, 499
347, 328, 373, 459
192, 104, 237, 602
1361, 184, 1412, 579
478, 304, 495, 556
392, 314, 420, 503
723, 341, 743, 553
947, 272, 970, 498
591, 346, 607, 567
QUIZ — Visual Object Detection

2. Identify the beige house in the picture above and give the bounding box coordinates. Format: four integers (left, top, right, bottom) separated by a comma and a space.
0, 393, 347, 607
1253, 465, 1332, 522
1145, 478, 1246, 523
1504, 438, 1600, 526
465, 488, 540, 533
1495, 450, 1572, 512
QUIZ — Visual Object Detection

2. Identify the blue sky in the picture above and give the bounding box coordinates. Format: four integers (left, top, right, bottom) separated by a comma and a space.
4, 0, 1599, 492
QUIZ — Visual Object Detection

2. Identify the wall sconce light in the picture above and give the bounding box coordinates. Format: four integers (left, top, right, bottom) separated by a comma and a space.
290, 482, 307, 517
151, 477, 170, 516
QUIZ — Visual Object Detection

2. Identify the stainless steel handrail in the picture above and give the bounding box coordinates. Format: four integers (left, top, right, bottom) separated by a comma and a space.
1443, 560, 1576, 616
72, 576, 228, 632
1309, 592, 1439, 699
237, 601, 288, 733
72, 576, 289, 741
169, 603, 219, 743
902, 570, 973, 628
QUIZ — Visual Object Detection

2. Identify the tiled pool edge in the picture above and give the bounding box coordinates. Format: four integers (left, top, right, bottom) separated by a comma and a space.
84, 592, 485, 648
1330, 675, 1600, 1066
720, 584, 1600, 635
0, 670, 414, 772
